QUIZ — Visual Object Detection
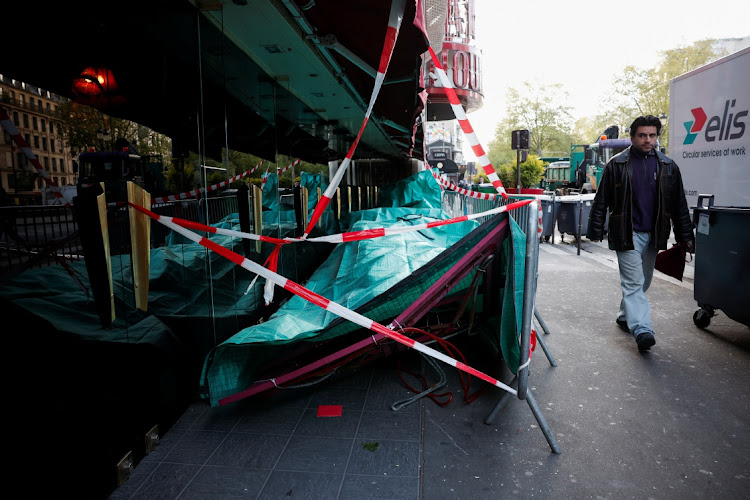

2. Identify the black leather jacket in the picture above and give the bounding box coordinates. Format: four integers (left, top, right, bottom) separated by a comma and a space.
587, 146, 694, 251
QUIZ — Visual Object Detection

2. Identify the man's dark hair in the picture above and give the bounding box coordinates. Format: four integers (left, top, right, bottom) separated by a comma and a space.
629, 115, 662, 137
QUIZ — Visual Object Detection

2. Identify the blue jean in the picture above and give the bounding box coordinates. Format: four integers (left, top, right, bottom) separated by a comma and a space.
616, 231, 658, 337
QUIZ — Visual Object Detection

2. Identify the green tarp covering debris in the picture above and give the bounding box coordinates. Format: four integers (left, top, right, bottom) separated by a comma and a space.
199, 170, 527, 406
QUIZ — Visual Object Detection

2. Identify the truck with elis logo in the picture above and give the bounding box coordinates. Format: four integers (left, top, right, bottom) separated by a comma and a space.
668, 46, 749, 208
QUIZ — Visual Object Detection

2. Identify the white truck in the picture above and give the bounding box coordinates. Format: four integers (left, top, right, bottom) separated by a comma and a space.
668, 46, 749, 209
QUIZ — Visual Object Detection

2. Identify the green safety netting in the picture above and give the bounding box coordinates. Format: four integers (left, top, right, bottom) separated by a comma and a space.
199, 169, 527, 406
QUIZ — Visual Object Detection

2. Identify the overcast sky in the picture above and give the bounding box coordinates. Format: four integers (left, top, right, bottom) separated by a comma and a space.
462, 0, 749, 159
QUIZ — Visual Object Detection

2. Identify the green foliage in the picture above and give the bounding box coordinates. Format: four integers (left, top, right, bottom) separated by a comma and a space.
471, 171, 489, 184
601, 39, 723, 152
165, 162, 196, 193
486, 39, 726, 157
505, 81, 575, 155
487, 81, 575, 163
497, 155, 546, 189
55, 99, 171, 163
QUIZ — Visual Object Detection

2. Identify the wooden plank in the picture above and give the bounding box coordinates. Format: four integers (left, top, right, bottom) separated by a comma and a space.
127, 181, 151, 311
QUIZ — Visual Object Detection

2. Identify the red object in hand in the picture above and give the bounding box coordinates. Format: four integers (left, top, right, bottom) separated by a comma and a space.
655, 244, 687, 281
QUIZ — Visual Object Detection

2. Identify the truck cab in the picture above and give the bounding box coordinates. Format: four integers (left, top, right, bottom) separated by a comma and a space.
585, 138, 631, 191
76, 149, 145, 202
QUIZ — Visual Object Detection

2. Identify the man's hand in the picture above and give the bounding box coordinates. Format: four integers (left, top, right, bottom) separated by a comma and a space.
677, 240, 694, 253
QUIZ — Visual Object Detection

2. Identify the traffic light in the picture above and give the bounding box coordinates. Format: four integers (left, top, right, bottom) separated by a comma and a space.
511, 129, 530, 150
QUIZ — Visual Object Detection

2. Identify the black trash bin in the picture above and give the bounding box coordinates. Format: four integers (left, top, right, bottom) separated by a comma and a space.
539, 195, 559, 243
692, 194, 750, 328
557, 194, 594, 240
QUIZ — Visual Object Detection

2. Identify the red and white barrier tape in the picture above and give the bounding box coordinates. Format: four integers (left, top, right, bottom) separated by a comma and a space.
128, 197, 532, 246
135, 202, 517, 397
432, 171, 500, 200
433, 171, 544, 235
261, 159, 299, 189
128, 202, 289, 245
151, 160, 265, 204
427, 47, 507, 199
0, 107, 67, 205
537, 200, 543, 235
302, 0, 406, 239
307, 198, 532, 243
278, 159, 300, 176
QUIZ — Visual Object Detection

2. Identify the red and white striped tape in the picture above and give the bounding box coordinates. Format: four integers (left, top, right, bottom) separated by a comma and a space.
128, 202, 289, 245
307, 198, 532, 243
151, 160, 265, 204
433, 171, 544, 235
261, 159, 299, 189
427, 47, 507, 199
135, 202, 517, 397
537, 200, 544, 235
128, 197, 532, 246
432, 171, 500, 200
278, 159, 300, 176
0, 107, 67, 205
302, 0, 406, 239
261, 165, 271, 188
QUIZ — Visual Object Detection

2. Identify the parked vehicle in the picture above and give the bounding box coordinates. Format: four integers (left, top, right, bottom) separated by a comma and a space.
543, 126, 630, 194
75, 139, 166, 203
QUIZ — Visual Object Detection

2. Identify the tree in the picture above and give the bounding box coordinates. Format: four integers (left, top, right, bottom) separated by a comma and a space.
56, 99, 172, 170
165, 161, 196, 194
505, 81, 575, 155
486, 118, 518, 168
497, 155, 546, 189
487, 81, 575, 164
602, 39, 724, 152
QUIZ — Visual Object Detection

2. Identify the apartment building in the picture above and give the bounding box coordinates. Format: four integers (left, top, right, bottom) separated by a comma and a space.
0, 75, 73, 205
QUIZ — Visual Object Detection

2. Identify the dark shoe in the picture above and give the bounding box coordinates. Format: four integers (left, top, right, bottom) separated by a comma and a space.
636, 332, 656, 351
616, 318, 629, 332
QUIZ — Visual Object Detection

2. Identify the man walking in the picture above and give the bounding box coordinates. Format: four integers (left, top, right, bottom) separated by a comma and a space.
587, 115, 694, 351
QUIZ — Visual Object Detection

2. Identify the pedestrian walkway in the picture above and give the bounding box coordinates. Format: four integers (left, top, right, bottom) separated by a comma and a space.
109, 237, 750, 499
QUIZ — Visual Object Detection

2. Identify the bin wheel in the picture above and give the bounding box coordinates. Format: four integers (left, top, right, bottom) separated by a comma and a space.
693, 309, 711, 329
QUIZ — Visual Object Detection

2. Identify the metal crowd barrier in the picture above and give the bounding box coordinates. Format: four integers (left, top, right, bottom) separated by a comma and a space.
483, 198, 560, 453
440, 191, 560, 452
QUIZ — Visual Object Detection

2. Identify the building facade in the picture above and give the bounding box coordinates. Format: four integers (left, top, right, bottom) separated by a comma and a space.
0, 75, 73, 204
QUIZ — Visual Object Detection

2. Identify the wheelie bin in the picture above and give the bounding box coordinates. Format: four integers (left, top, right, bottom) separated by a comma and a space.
692, 194, 750, 329
556, 194, 594, 242
538, 193, 559, 243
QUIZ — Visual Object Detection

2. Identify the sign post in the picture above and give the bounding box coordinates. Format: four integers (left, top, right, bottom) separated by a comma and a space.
511, 130, 530, 191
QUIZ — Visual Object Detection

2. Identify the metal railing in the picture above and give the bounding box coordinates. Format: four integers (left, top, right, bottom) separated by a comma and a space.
0, 195, 242, 279
0, 205, 81, 278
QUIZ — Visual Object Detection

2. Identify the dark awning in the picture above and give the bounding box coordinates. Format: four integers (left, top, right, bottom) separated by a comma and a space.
2, 0, 429, 164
